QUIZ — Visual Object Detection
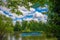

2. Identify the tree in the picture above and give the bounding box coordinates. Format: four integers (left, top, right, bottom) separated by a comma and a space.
14, 21, 22, 40
50, 0, 60, 40
21, 21, 29, 32
0, 14, 13, 40
40, 0, 60, 40
14, 21, 22, 32
28, 20, 39, 31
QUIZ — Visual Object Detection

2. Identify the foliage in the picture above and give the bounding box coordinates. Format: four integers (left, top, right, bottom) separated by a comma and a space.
21, 21, 28, 32
0, 14, 13, 40
14, 21, 22, 32
0, 0, 60, 40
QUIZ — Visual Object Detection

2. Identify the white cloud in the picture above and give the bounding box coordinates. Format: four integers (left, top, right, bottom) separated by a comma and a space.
34, 11, 43, 18
30, 8, 35, 12
0, 11, 4, 14
12, 13, 18, 17
0, 5, 48, 23
18, 6, 29, 15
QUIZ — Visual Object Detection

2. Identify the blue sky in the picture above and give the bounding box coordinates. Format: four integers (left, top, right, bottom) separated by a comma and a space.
0, 4, 48, 23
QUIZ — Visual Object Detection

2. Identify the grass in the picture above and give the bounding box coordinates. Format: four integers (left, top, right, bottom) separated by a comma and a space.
22, 36, 57, 40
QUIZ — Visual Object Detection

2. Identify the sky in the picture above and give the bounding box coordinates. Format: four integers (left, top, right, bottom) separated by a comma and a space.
0, 3, 48, 23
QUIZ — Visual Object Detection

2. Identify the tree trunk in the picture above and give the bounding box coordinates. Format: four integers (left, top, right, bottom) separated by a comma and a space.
0, 34, 7, 40
0, 35, 4, 40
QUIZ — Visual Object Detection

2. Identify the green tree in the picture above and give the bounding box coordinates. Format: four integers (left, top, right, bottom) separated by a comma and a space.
0, 14, 13, 40
49, 0, 60, 40
14, 21, 22, 40
21, 21, 29, 32
28, 21, 39, 31
40, 0, 60, 40
14, 21, 22, 32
